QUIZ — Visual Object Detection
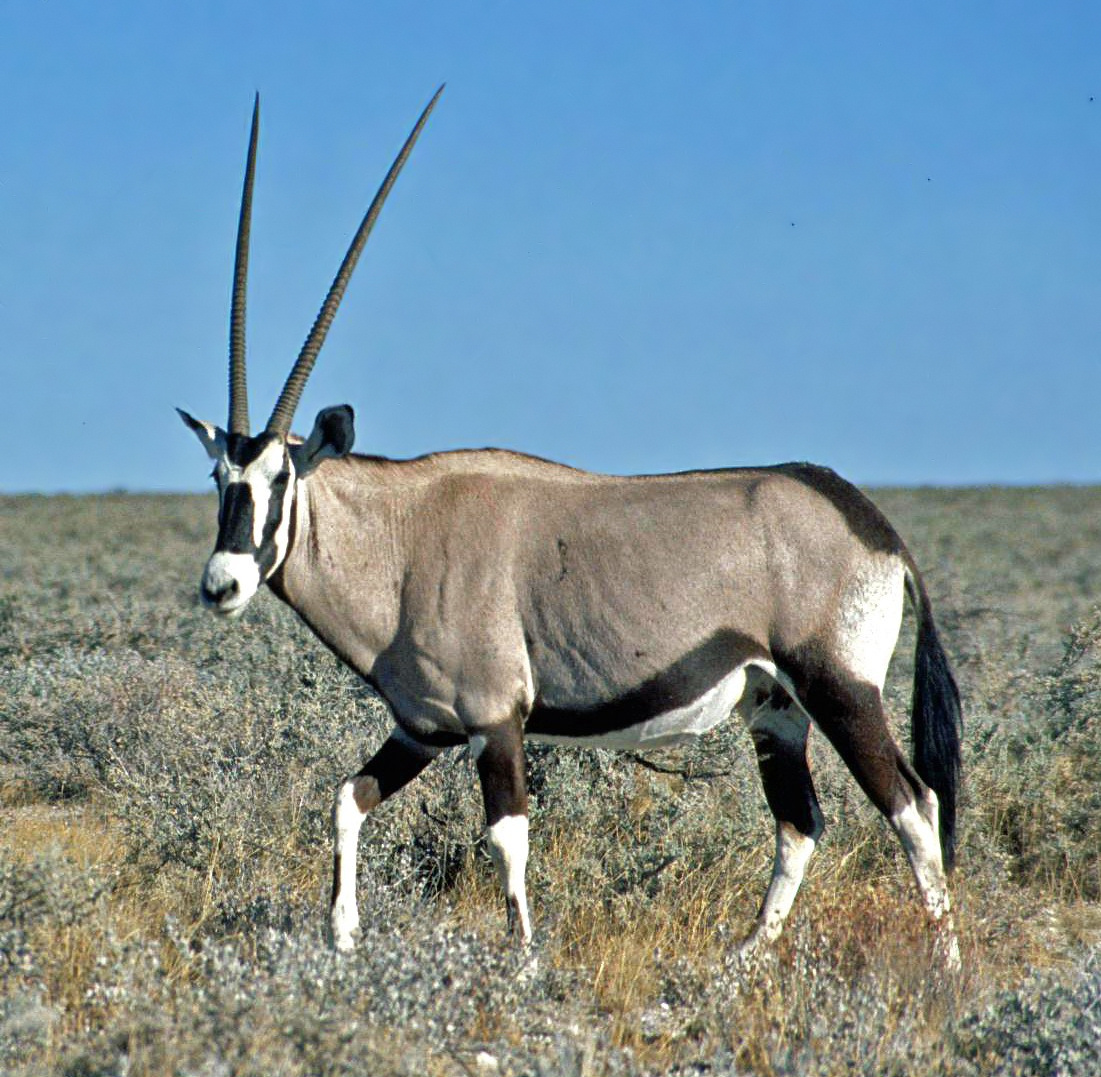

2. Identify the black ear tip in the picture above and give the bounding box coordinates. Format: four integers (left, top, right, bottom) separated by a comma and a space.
319, 405, 355, 455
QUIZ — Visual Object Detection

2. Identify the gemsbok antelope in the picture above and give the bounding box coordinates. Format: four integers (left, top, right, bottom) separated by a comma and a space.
179, 88, 963, 965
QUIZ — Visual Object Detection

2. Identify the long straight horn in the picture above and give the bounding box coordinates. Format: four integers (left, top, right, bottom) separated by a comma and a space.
265, 85, 444, 436
229, 94, 260, 436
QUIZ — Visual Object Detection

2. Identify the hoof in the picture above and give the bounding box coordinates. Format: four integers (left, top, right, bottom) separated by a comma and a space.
735, 925, 774, 965
330, 906, 361, 953
936, 929, 962, 974
514, 949, 541, 984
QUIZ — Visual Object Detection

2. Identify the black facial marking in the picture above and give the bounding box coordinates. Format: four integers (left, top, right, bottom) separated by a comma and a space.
227, 431, 282, 469
526, 629, 765, 739
217, 482, 256, 554
224, 431, 251, 461
257, 469, 290, 574
211, 432, 292, 571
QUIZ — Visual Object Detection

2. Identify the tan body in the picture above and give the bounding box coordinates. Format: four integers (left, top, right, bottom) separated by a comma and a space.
274, 451, 899, 744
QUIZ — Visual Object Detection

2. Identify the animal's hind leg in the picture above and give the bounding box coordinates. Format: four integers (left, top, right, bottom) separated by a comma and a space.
330, 729, 441, 951
798, 668, 959, 965
740, 669, 825, 958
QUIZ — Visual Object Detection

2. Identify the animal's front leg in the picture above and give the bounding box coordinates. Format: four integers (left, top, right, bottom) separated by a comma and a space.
471, 721, 531, 943
330, 729, 441, 951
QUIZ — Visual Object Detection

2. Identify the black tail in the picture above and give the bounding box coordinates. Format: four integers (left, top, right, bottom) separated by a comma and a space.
907, 571, 963, 871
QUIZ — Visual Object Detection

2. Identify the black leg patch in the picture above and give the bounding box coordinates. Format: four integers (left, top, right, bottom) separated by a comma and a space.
474, 725, 528, 827
752, 723, 824, 841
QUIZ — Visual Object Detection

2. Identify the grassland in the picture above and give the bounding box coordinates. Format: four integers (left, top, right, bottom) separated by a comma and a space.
1, 486, 1100, 1075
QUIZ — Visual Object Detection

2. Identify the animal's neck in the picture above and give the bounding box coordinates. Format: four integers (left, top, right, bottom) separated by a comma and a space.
268, 458, 407, 680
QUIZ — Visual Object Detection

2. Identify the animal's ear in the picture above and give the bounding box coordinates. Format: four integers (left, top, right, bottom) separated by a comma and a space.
177, 408, 227, 460
292, 405, 355, 476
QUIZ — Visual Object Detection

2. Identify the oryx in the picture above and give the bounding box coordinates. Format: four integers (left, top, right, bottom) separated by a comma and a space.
179, 88, 963, 964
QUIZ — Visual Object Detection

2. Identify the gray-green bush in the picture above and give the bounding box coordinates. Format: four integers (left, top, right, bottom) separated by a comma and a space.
2, 489, 1101, 1074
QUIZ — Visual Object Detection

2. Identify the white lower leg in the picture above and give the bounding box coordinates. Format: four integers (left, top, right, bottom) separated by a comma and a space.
892, 793, 960, 969
743, 822, 816, 951
486, 814, 532, 944
331, 781, 367, 951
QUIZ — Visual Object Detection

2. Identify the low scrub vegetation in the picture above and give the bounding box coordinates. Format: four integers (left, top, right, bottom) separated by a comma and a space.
1, 488, 1100, 1074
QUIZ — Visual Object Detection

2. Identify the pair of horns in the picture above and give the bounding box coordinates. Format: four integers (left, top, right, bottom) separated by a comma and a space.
227, 86, 444, 437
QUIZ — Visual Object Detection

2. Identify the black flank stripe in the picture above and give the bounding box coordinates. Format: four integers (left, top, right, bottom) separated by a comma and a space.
526, 629, 766, 738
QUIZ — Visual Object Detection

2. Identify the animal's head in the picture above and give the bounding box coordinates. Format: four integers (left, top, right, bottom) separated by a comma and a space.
180, 89, 442, 616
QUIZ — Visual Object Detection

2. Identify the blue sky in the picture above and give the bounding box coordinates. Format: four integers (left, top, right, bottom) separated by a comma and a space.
3, 2, 1099, 491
